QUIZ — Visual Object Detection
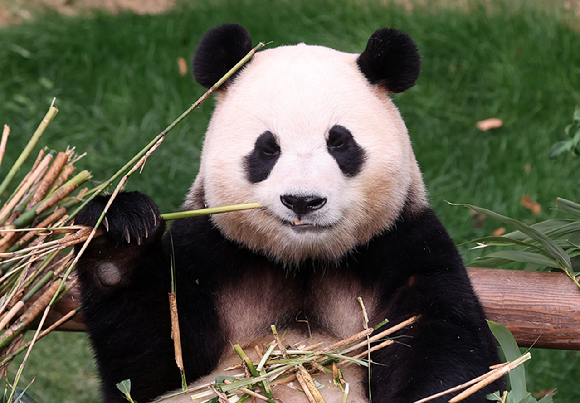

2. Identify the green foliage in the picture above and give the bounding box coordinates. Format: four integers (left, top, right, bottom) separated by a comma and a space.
116, 380, 136, 403
549, 108, 580, 160
463, 198, 580, 288
549, 108, 580, 183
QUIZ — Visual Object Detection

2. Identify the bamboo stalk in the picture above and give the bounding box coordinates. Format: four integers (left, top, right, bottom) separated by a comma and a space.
271, 325, 287, 358
0, 104, 58, 197
67, 41, 266, 225
340, 316, 418, 356
0, 301, 24, 331
448, 354, 531, 403
17, 207, 67, 246
49, 164, 75, 194
238, 387, 270, 402
0, 125, 10, 169
296, 365, 326, 403
313, 327, 374, 355
26, 151, 71, 209
35, 170, 91, 215
169, 293, 184, 372
161, 203, 262, 220
0, 154, 53, 224
0, 280, 60, 349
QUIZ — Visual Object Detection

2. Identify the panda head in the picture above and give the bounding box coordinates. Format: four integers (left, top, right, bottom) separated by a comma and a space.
187, 24, 428, 265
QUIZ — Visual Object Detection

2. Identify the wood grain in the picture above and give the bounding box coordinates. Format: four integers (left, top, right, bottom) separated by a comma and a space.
468, 268, 580, 350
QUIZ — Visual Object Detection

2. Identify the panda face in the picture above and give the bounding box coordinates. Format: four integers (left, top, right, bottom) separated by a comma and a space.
245, 124, 366, 232
191, 44, 427, 264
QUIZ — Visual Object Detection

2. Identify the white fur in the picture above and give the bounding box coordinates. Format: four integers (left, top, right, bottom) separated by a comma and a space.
185, 43, 427, 264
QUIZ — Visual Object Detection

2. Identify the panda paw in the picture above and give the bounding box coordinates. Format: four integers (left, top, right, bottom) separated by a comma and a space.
75, 191, 163, 246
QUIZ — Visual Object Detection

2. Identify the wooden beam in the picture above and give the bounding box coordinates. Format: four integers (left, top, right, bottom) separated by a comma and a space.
45, 268, 580, 350
468, 267, 580, 350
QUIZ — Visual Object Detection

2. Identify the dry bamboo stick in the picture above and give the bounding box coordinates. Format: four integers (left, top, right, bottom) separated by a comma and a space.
239, 387, 270, 402
18, 207, 67, 246
7, 149, 46, 205
1, 280, 60, 341
0, 262, 30, 317
50, 164, 75, 193
0, 125, 10, 168
36, 181, 79, 215
348, 339, 394, 361
169, 292, 184, 371
26, 151, 71, 209
295, 365, 326, 403
0, 301, 24, 331
313, 327, 374, 355
340, 316, 418, 356
0, 154, 53, 224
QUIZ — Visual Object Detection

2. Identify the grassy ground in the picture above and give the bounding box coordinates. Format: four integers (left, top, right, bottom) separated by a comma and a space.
1, 0, 579, 401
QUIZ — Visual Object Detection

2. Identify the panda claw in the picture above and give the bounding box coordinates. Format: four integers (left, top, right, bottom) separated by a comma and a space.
124, 229, 131, 244
102, 216, 110, 232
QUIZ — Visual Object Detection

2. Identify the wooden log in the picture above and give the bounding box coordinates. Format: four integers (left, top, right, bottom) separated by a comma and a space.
468, 267, 580, 350
44, 268, 580, 350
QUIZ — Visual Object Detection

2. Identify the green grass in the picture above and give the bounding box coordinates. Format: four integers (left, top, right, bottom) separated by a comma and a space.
0, 0, 579, 401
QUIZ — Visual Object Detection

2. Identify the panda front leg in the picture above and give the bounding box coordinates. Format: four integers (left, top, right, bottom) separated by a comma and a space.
368, 271, 503, 403
74, 191, 182, 403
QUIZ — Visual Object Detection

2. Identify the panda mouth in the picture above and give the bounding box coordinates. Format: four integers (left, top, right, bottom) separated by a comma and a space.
286, 219, 328, 232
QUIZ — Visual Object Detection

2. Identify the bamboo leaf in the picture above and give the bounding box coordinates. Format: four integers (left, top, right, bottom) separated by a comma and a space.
456, 204, 573, 276
488, 321, 527, 403
503, 219, 574, 241
569, 232, 580, 246
116, 379, 131, 394
556, 198, 580, 218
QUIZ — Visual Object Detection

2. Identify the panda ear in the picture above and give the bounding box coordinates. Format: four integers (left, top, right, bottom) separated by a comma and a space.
193, 24, 254, 89
356, 28, 421, 93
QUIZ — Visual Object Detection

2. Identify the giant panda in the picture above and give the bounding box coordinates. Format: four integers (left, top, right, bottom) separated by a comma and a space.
75, 24, 503, 403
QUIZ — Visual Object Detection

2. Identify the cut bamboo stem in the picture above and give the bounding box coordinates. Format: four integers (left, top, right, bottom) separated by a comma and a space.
161, 202, 262, 220
26, 151, 71, 209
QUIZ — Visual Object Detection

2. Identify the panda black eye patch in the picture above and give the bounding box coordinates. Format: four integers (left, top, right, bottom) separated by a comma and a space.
327, 125, 366, 177
245, 131, 281, 183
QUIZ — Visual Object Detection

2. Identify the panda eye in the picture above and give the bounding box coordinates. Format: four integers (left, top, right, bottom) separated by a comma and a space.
326, 125, 366, 177
327, 126, 351, 151
259, 141, 280, 157
255, 131, 280, 159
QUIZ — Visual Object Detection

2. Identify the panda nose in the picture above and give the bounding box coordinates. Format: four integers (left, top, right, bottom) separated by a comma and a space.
280, 195, 327, 215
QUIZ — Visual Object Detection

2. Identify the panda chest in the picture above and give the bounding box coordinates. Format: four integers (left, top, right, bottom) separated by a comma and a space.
214, 265, 380, 349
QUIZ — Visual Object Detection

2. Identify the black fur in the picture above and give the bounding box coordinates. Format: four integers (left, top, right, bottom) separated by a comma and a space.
244, 131, 281, 183
357, 28, 421, 93
75, 192, 503, 403
193, 24, 254, 89
326, 125, 366, 177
